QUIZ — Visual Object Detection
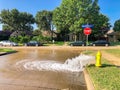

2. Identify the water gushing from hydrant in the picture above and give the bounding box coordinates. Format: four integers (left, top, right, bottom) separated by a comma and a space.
16, 54, 94, 72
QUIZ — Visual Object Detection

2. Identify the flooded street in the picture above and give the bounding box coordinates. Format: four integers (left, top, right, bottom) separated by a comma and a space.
0, 48, 87, 90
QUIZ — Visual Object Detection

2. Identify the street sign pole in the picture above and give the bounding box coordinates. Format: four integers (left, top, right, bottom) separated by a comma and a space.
82, 24, 93, 51
86, 35, 88, 46
85, 35, 88, 52
84, 27, 91, 46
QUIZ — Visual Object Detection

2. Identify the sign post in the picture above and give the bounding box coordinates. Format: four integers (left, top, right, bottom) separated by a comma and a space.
84, 27, 92, 46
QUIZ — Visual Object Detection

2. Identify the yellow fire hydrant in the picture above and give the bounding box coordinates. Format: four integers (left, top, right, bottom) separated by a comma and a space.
95, 51, 102, 67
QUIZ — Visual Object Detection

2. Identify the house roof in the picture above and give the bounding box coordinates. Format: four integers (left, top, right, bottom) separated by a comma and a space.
106, 30, 115, 35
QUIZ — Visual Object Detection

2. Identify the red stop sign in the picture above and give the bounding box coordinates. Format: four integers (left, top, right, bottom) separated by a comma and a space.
84, 27, 92, 35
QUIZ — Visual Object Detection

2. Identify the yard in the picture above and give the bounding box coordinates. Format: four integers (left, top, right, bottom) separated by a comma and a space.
86, 50, 120, 90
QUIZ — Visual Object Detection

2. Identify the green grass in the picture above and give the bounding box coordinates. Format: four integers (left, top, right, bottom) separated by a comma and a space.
86, 54, 120, 90
110, 42, 120, 46
105, 49, 120, 58
54, 41, 66, 45
0, 48, 16, 53
44, 41, 67, 46
82, 50, 96, 55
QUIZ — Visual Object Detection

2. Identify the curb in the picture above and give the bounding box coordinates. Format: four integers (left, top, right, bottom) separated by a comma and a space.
0, 52, 7, 56
83, 69, 95, 90
0, 51, 17, 56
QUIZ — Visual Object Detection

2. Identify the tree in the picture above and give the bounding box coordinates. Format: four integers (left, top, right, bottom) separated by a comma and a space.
53, 6, 71, 41
35, 10, 54, 40
35, 10, 52, 30
113, 19, 120, 31
2, 25, 13, 31
90, 14, 110, 37
53, 0, 94, 41
53, 0, 110, 41
33, 29, 42, 36
0, 9, 35, 33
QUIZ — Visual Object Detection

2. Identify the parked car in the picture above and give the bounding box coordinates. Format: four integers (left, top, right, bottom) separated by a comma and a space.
69, 41, 86, 46
25, 41, 42, 46
0, 40, 18, 46
90, 40, 110, 46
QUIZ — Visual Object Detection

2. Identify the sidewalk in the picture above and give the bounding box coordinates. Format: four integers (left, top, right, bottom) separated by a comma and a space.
101, 51, 120, 66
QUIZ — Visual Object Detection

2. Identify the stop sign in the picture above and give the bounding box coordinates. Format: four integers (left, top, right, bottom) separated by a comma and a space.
84, 27, 92, 35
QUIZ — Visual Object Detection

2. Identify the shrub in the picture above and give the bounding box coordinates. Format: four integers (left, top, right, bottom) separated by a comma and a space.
9, 35, 30, 43
32, 35, 51, 43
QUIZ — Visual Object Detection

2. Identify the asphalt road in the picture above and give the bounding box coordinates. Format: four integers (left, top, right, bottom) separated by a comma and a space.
0, 47, 87, 90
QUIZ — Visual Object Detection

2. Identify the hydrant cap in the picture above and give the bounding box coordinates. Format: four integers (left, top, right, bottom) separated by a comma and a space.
97, 51, 101, 55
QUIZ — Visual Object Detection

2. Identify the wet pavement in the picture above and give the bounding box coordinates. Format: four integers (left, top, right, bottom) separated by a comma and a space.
0, 48, 87, 90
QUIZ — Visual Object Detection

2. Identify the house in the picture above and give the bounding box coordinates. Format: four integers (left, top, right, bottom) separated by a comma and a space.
0, 30, 12, 40
42, 30, 57, 39
106, 30, 120, 42
68, 33, 85, 41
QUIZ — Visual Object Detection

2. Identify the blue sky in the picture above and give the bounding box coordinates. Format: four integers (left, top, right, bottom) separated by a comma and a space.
0, 0, 120, 30
99, 0, 120, 28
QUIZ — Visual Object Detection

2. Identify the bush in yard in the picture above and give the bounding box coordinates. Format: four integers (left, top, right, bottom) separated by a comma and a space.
9, 35, 30, 43
32, 35, 51, 43
9, 36, 19, 43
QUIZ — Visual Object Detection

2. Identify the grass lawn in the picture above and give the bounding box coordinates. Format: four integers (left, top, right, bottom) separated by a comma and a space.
104, 49, 120, 58
84, 50, 120, 90
53, 41, 66, 45
0, 48, 16, 53
110, 42, 120, 46
44, 41, 67, 46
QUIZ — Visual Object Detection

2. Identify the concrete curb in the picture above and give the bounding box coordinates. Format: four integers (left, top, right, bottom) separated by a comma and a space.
83, 69, 95, 90
0, 51, 17, 56
0, 52, 7, 56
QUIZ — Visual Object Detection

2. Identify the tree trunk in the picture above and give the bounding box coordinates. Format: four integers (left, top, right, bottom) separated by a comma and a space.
74, 34, 77, 41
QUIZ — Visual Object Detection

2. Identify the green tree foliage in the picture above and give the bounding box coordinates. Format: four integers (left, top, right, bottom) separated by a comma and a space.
53, 0, 110, 41
9, 35, 30, 43
2, 25, 13, 31
0, 9, 35, 32
113, 19, 120, 31
32, 35, 51, 43
35, 10, 54, 40
33, 29, 42, 36
35, 10, 53, 31
92, 14, 110, 37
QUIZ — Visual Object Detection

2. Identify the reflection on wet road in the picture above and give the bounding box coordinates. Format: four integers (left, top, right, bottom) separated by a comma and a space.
0, 48, 86, 90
